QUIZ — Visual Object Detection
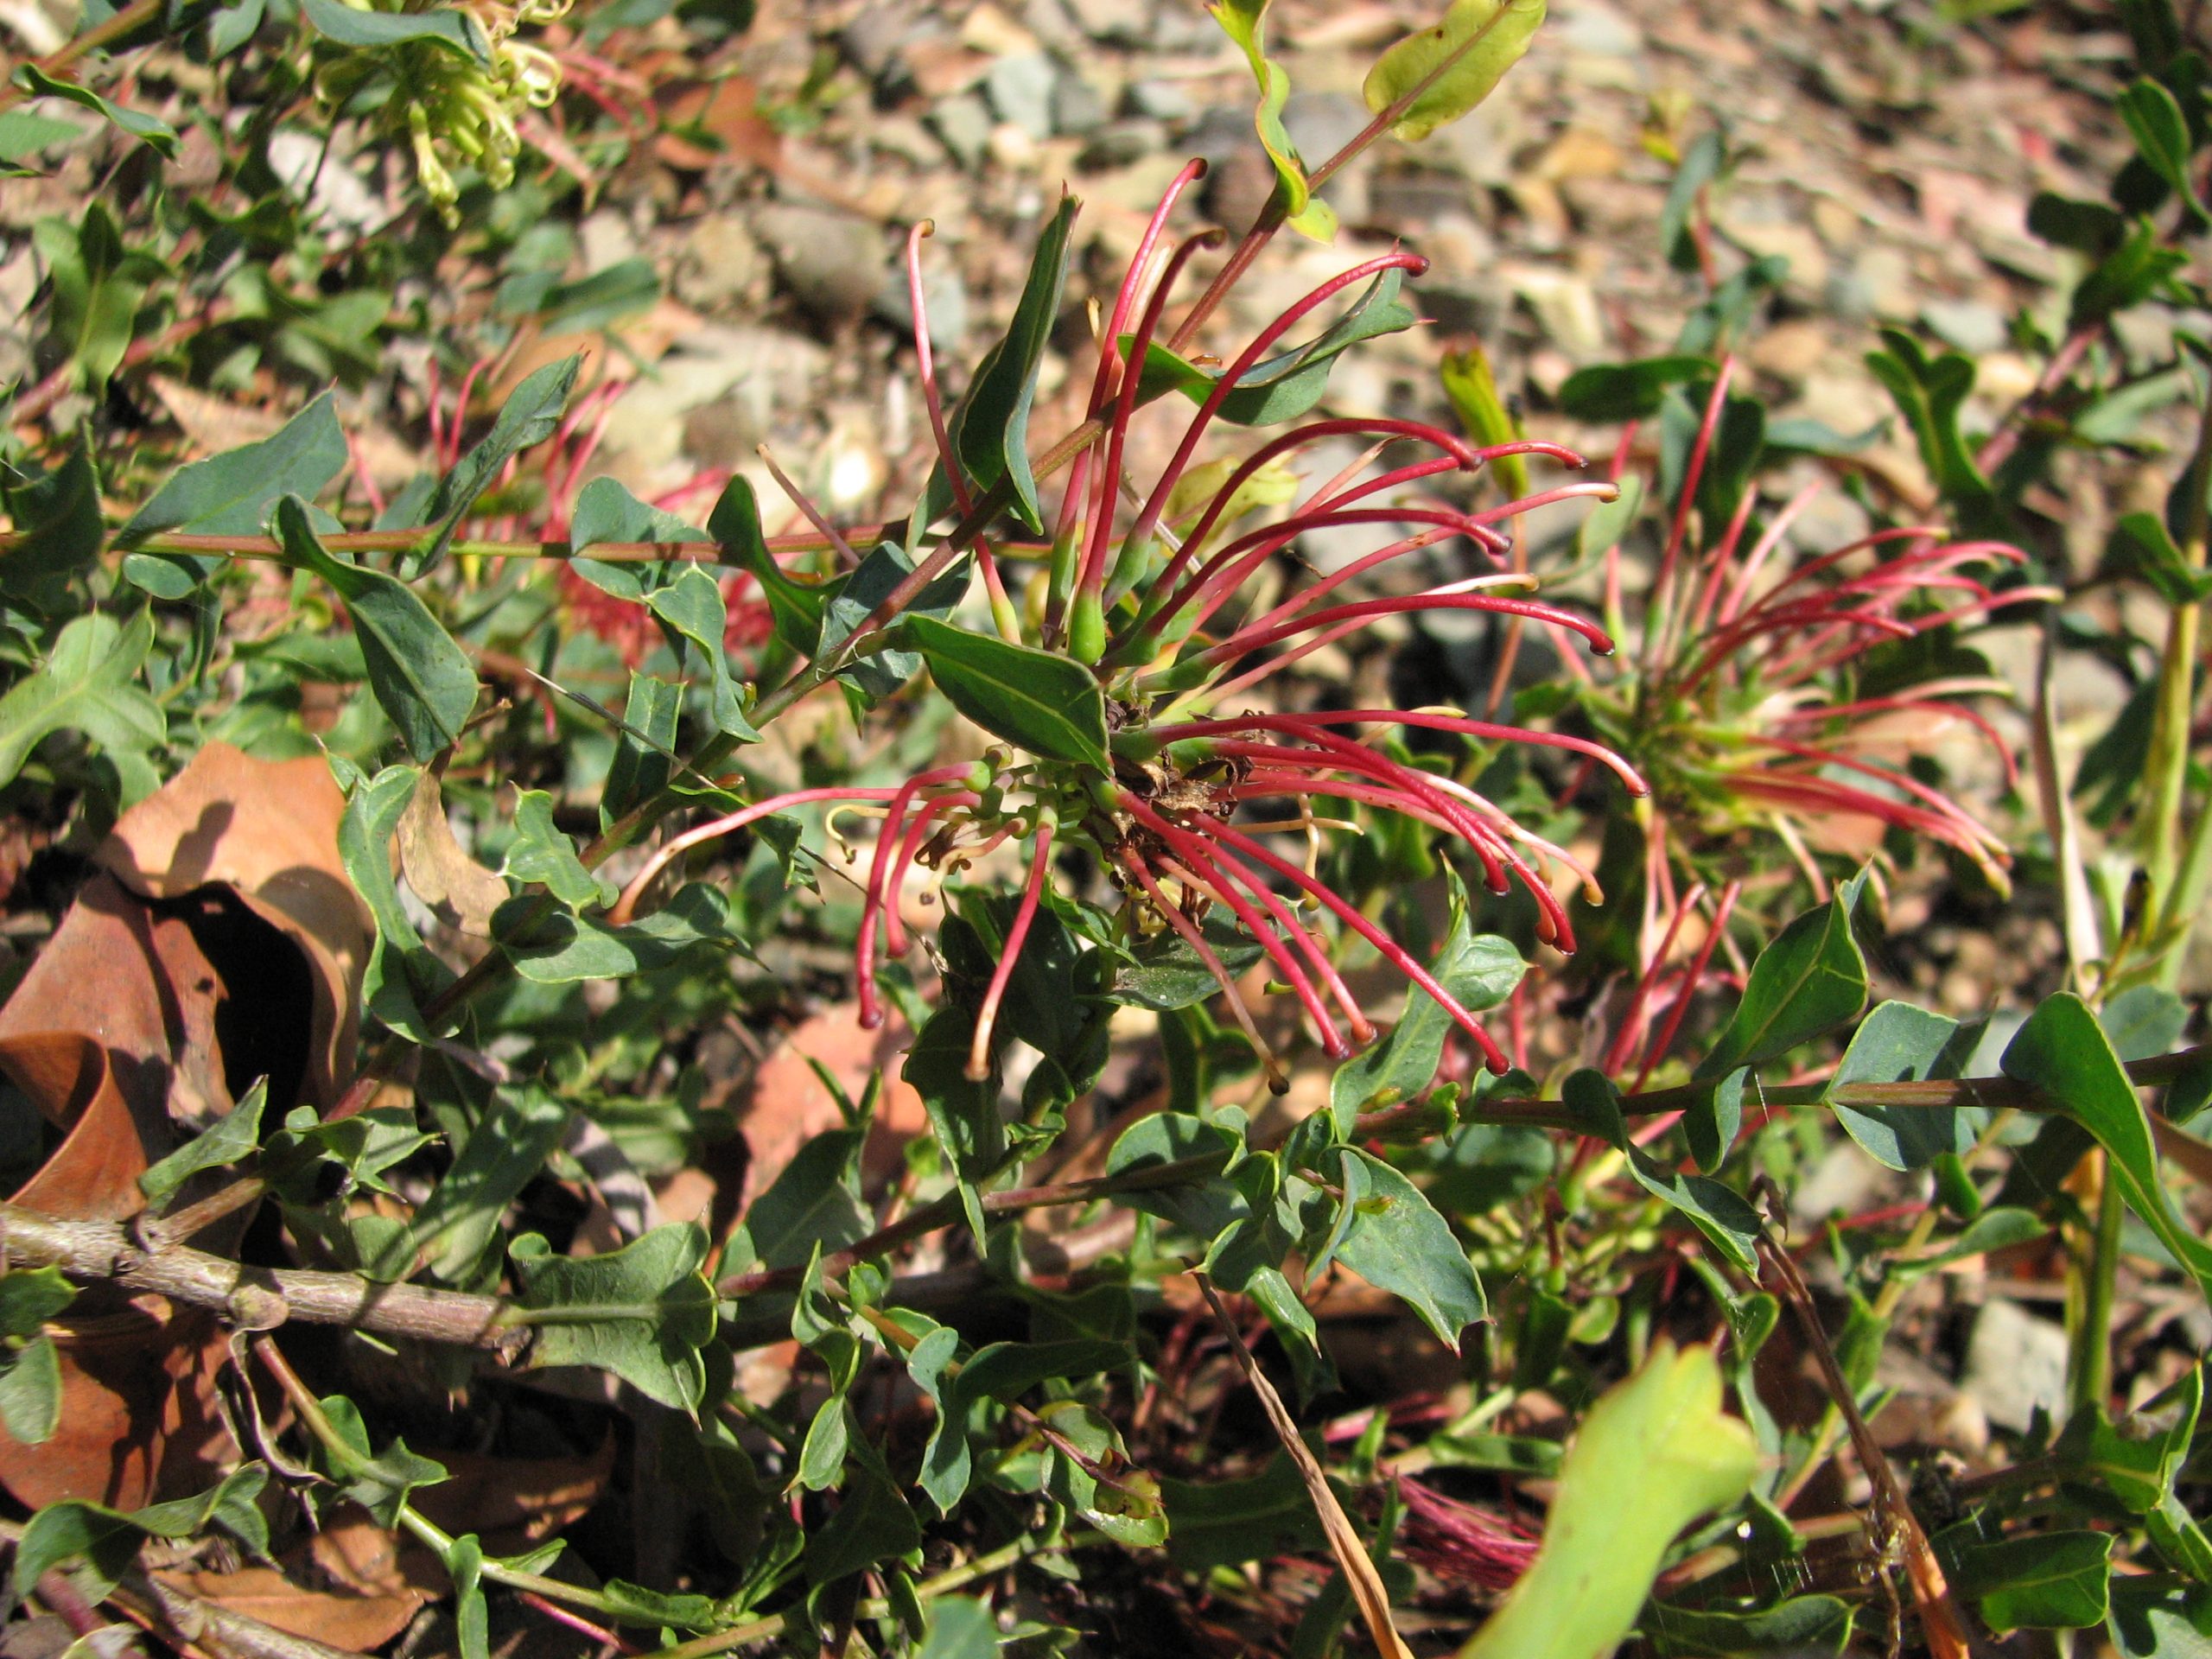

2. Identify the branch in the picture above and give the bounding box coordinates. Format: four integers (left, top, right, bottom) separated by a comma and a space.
0, 1202, 529, 1358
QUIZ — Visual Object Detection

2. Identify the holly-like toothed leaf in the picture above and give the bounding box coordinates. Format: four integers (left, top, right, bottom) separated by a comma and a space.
1129, 270, 1414, 427
601, 671, 682, 824
0, 609, 165, 790
498, 882, 741, 983
1942, 1529, 2113, 1633
1646, 1596, 1856, 1657
803, 1440, 923, 1587
1557, 354, 1713, 423
1117, 917, 1268, 1010
568, 475, 702, 558
1209, 0, 1336, 240
272, 496, 479, 760
1463, 1343, 1757, 1659
1330, 879, 1522, 1134
2003, 992, 2212, 1301
709, 475, 823, 659
140, 1078, 268, 1208
123, 391, 347, 541
510, 1221, 718, 1414
1318, 1147, 1486, 1349
397, 1084, 572, 1282
12, 1464, 270, 1601
723, 1128, 871, 1275
1696, 875, 1867, 1082
1361, 0, 1547, 144
898, 613, 1109, 769
947, 195, 1077, 532
1037, 1398, 1170, 1547
501, 788, 616, 908
1, 440, 102, 608
416, 355, 582, 569
13, 66, 178, 156
1825, 1001, 1980, 1172
315, 1395, 448, 1528
298, 0, 490, 60
1566, 1070, 1763, 1274
817, 542, 969, 701
645, 565, 763, 741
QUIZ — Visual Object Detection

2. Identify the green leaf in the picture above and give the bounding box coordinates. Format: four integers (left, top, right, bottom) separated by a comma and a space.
2073, 219, 2189, 329
817, 542, 969, 701
803, 1444, 922, 1586
124, 391, 346, 542
569, 475, 702, 555
1866, 328, 1995, 513
1440, 344, 1529, 498
298, 0, 490, 60
1361, 0, 1547, 144
510, 1222, 717, 1412
724, 1128, 870, 1274
1557, 354, 1713, 423
1330, 891, 1522, 1134
1116, 917, 1268, 1010
899, 613, 1108, 768
0, 609, 165, 789
1103, 1111, 1244, 1239
340, 764, 456, 1039
1037, 1397, 1168, 1547
902, 1007, 1005, 1237
1566, 1070, 1763, 1274
1947, 1530, 2113, 1632
402, 1084, 572, 1281
0, 111, 81, 165
1323, 1147, 1485, 1348
1646, 1595, 1855, 1657
1130, 270, 1415, 427
1209, 0, 1336, 240
600, 671, 682, 823
709, 475, 822, 658
1826, 1001, 1979, 1171
645, 565, 762, 741
1696, 880, 1866, 1081
273, 497, 479, 760
1463, 1343, 1758, 1659
317, 1395, 447, 1527
948, 195, 1077, 532
917, 1599, 998, 1659
0, 1334, 62, 1444
595, 1579, 718, 1630
13, 65, 177, 156
2003, 993, 2212, 1299
501, 789, 615, 908
140, 1079, 268, 1208
0, 1267, 75, 1339
2120, 78, 2207, 219
445, 1535, 487, 1659
13, 1465, 269, 1600
500, 882, 738, 982
1660, 130, 1724, 272
2113, 511, 2212, 605
0, 440, 102, 608
1162, 1452, 1329, 1572
2104, 982, 2191, 1060
206, 0, 265, 57
417, 355, 582, 569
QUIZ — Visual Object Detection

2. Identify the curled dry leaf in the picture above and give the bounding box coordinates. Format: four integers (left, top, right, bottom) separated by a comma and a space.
94, 740, 368, 1112
396, 765, 508, 938
149, 1565, 427, 1656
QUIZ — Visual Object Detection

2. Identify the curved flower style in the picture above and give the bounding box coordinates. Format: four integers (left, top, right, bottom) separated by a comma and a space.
1574, 361, 2048, 916
620, 167, 1649, 1082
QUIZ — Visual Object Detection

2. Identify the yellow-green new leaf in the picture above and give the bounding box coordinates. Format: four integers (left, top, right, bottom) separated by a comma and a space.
1363, 0, 1547, 145
1461, 1341, 1759, 1659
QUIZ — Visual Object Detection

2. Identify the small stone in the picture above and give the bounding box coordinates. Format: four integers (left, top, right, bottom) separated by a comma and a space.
1961, 1300, 2070, 1434
1126, 78, 1192, 123
268, 129, 380, 232
578, 208, 637, 276
1077, 119, 1162, 170
930, 93, 995, 173
751, 205, 883, 328
672, 216, 769, 317
873, 260, 969, 353
1830, 245, 1916, 321
839, 10, 906, 81
1921, 298, 2008, 355
986, 52, 1058, 143
1060, 0, 1150, 43
1051, 70, 1109, 137
1511, 266, 1605, 360
1551, 0, 1644, 56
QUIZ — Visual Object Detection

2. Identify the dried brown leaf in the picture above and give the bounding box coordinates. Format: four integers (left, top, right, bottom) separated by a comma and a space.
397, 766, 507, 938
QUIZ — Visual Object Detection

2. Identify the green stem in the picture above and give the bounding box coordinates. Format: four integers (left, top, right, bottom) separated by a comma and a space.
2069, 1166, 2122, 1416
2137, 396, 2212, 978
0, 0, 162, 115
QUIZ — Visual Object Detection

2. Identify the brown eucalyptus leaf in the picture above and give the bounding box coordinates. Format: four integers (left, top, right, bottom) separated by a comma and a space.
94, 740, 367, 1112
396, 766, 507, 937
153, 1565, 429, 1652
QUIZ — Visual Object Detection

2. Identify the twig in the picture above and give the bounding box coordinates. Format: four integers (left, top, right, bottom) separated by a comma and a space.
0, 1201, 528, 1357
0, 0, 162, 116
